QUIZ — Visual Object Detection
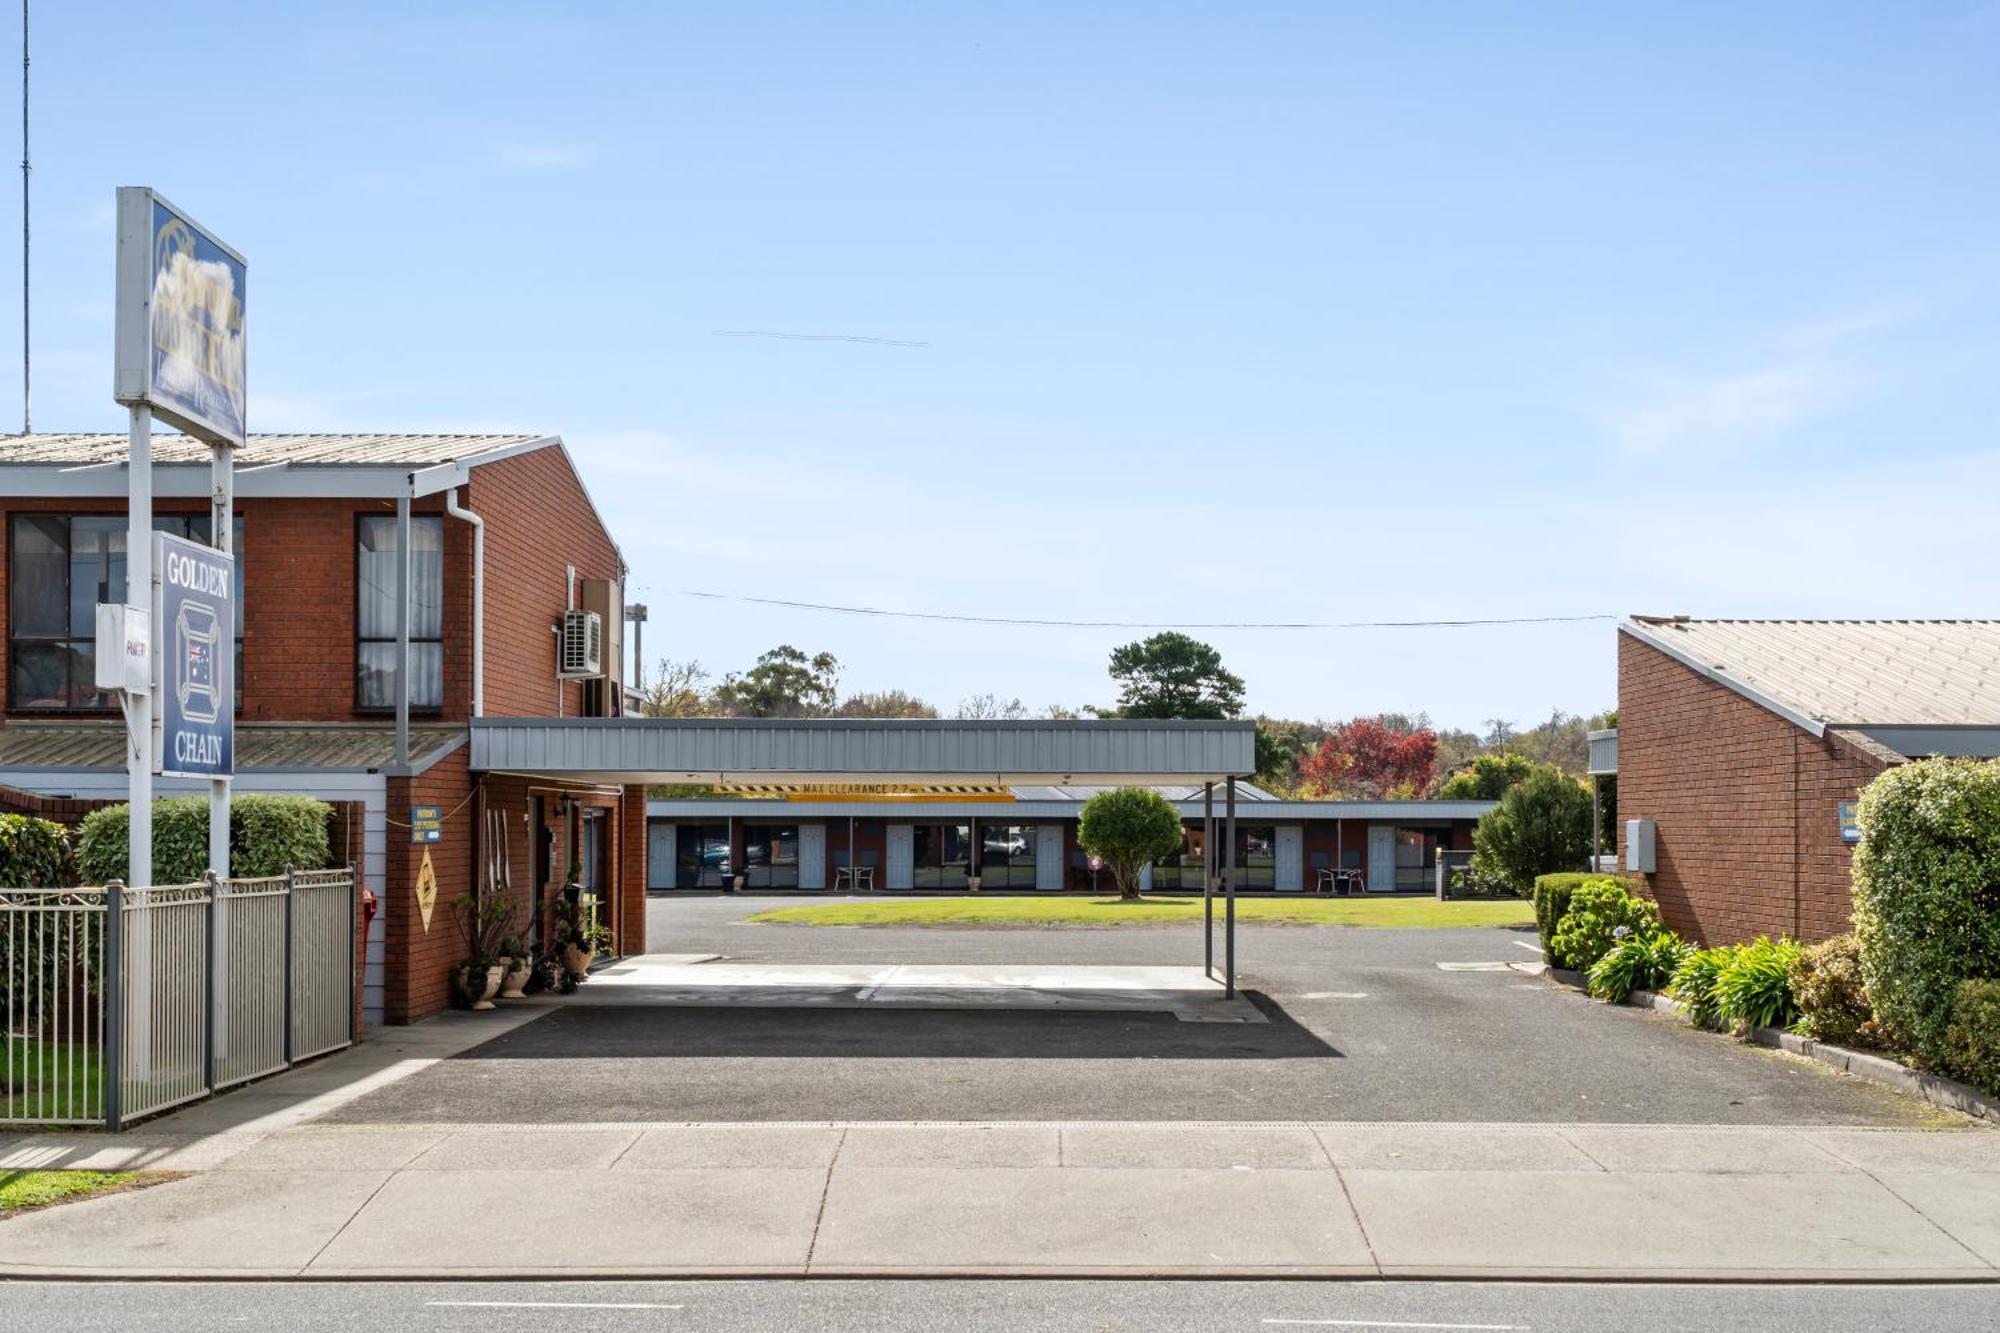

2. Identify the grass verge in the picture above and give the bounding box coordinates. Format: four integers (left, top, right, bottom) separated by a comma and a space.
0, 1169, 182, 1219
745, 894, 1534, 929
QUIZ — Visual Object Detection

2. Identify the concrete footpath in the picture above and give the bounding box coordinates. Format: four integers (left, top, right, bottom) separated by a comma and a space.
4, 1118, 1999, 1280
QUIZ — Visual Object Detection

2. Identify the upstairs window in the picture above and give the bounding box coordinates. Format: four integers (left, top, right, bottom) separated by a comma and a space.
355, 514, 444, 711
8, 513, 243, 711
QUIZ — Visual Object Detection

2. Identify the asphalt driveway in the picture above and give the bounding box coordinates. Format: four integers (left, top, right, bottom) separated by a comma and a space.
327, 895, 1937, 1126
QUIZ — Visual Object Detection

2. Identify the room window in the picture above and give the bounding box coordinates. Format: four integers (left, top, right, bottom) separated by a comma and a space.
8, 513, 243, 711
911, 823, 972, 889
744, 824, 800, 888
1395, 827, 1440, 890
675, 824, 731, 888
355, 514, 443, 710
978, 824, 1037, 888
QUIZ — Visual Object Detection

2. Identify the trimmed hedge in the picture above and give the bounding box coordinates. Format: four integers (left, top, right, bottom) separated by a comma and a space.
0, 813, 74, 887
1851, 758, 2000, 1068
76, 795, 332, 884
1943, 979, 2000, 1096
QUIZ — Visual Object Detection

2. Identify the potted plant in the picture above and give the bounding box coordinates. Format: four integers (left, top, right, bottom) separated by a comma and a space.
553, 891, 598, 978
452, 891, 520, 1011
498, 934, 532, 999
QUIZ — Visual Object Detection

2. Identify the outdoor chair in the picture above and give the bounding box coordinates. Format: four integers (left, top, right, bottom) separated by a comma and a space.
855, 850, 878, 891
1310, 851, 1336, 895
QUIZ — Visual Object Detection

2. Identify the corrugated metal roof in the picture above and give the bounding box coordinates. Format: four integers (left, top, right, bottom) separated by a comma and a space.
0, 723, 465, 772
473, 717, 1257, 784
648, 795, 1497, 821
1010, 782, 1276, 802
1624, 617, 2000, 729
0, 432, 548, 469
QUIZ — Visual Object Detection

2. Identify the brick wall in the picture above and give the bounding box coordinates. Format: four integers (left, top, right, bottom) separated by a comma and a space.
465, 446, 624, 720
383, 748, 476, 1023
2, 442, 623, 726
1616, 631, 1886, 946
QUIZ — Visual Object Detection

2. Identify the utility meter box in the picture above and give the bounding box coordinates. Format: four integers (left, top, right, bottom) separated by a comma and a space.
93, 603, 151, 695
1625, 818, 1657, 874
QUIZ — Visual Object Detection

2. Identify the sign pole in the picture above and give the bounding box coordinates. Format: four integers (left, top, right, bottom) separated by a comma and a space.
127, 402, 153, 889
208, 441, 232, 876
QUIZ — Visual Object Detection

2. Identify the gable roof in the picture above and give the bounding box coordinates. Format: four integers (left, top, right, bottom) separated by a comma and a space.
1623, 617, 2000, 744
0, 432, 559, 500
0, 432, 550, 468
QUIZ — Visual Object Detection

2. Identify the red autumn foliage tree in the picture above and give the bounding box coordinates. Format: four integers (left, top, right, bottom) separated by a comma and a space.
1297, 717, 1439, 799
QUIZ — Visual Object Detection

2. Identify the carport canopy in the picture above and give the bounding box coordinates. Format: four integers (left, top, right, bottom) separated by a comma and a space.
469, 717, 1258, 994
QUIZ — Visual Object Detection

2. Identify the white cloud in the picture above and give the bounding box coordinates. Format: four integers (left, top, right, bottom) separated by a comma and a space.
490, 140, 598, 170
1592, 305, 1914, 460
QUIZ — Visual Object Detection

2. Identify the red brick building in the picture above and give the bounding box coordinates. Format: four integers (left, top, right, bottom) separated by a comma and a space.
1613, 617, 2000, 947
0, 433, 642, 1023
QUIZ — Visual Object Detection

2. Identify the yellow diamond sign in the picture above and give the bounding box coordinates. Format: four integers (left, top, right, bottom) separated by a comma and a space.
416, 849, 438, 933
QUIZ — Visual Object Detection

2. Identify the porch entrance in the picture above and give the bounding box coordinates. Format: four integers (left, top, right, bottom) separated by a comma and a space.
471, 717, 1258, 999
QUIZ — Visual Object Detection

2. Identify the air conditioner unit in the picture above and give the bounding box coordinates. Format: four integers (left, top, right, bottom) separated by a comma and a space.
559, 609, 603, 679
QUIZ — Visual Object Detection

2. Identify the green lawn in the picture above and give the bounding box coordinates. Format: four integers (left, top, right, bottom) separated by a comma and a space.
0, 1169, 170, 1217
745, 895, 1534, 929
1, 1036, 103, 1122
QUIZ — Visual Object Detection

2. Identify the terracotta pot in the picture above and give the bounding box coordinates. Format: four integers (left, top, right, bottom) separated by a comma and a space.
499, 959, 532, 999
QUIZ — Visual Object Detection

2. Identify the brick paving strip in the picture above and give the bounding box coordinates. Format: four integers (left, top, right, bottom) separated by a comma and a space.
2, 1119, 1997, 1280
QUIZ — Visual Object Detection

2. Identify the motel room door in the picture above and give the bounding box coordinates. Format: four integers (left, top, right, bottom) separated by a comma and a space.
1366, 824, 1397, 892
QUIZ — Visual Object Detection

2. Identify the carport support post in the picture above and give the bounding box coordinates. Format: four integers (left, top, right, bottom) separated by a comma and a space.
1589, 774, 1602, 872
1225, 777, 1237, 999
1202, 782, 1214, 980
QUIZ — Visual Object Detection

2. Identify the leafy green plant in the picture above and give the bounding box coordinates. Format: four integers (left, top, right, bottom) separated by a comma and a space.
1670, 946, 1732, 1030
1942, 979, 2000, 1095
1076, 787, 1186, 900
0, 813, 74, 887
1713, 936, 1803, 1034
1789, 933, 1874, 1046
77, 795, 332, 884
1532, 873, 1601, 957
1549, 877, 1661, 973
1851, 759, 2000, 1070
452, 891, 520, 969
1588, 929, 1690, 1003
1468, 767, 1593, 898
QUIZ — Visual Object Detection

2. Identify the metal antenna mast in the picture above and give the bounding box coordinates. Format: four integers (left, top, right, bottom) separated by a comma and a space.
18, 0, 27, 434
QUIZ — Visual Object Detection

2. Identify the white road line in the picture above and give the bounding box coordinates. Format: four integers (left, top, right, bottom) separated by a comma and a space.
425, 1302, 686, 1311
1298, 991, 1369, 999
1512, 940, 1543, 953
1264, 1312, 1528, 1320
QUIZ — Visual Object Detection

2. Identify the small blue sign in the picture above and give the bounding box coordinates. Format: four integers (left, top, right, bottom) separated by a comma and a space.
1839, 800, 1862, 845
409, 805, 444, 845
155, 532, 234, 779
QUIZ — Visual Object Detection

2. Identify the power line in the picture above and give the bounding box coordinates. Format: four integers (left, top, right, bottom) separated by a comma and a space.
645, 587, 1618, 632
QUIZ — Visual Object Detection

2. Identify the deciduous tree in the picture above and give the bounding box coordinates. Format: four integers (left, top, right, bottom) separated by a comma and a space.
1297, 716, 1439, 799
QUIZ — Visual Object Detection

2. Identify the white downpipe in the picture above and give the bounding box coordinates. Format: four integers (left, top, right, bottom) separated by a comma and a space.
444, 487, 485, 716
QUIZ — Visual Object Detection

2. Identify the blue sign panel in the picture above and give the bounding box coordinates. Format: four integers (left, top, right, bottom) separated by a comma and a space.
1839, 800, 1862, 845
147, 196, 247, 444
409, 806, 444, 845
156, 532, 234, 779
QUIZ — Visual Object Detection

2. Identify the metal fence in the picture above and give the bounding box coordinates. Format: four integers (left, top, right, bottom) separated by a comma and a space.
2, 866, 356, 1131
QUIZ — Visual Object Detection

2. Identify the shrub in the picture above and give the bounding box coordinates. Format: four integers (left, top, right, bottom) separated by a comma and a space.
0, 813, 74, 887
1851, 758, 2000, 1069
1532, 872, 1600, 957
1549, 877, 1661, 973
1076, 787, 1186, 900
1469, 766, 1594, 898
77, 795, 333, 884
1789, 933, 1873, 1046
1671, 946, 1732, 1030
1589, 930, 1690, 1004
1942, 979, 2000, 1096
1713, 936, 1803, 1034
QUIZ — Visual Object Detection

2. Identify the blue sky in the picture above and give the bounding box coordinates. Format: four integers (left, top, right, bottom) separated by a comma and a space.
12, 3, 2000, 728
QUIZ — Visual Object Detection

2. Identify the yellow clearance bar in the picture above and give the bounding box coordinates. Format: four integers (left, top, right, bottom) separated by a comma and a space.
712, 783, 1016, 804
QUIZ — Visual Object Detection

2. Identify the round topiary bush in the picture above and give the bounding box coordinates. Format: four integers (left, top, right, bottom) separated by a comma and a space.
1076, 787, 1185, 900
1851, 759, 2000, 1067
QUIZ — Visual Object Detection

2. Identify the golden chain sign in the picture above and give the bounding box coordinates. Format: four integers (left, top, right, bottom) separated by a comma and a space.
415, 850, 439, 933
